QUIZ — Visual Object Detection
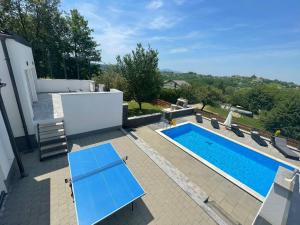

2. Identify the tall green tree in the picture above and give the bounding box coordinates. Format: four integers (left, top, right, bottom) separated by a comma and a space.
195, 86, 222, 110
0, 0, 68, 77
0, 1, 101, 79
262, 94, 300, 140
117, 43, 162, 110
179, 85, 197, 103
66, 9, 100, 79
229, 85, 276, 113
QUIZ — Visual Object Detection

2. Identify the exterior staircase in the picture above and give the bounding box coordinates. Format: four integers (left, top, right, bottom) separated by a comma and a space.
37, 121, 68, 160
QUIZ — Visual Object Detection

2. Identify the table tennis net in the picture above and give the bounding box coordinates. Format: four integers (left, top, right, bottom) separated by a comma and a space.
72, 159, 124, 182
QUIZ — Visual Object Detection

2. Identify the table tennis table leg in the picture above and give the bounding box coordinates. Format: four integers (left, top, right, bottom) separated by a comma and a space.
131, 202, 134, 211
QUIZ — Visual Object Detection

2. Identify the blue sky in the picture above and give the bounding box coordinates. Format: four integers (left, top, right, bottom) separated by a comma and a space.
61, 0, 300, 84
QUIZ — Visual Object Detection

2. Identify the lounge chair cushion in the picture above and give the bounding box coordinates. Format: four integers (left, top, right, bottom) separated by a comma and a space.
274, 137, 299, 160
211, 118, 219, 129
251, 131, 268, 147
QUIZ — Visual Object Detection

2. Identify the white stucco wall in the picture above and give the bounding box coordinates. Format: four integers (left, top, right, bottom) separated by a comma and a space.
5, 39, 36, 136
37, 79, 95, 93
0, 41, 25, 137
60, 89, 123, 136
0, 113, 15, 181
253, 167, 294, 225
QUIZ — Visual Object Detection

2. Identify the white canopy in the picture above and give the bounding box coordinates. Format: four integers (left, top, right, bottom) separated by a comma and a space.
224, 111, 233, 128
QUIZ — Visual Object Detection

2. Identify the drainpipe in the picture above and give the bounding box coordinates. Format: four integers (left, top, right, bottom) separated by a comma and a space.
0, 38, 32, 150
0, 79, 27, 177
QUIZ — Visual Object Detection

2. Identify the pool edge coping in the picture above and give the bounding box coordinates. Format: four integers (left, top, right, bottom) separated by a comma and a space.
155, 122, 300, 202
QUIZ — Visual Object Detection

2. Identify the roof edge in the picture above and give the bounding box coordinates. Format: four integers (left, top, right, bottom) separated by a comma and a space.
0, 32, 31, 47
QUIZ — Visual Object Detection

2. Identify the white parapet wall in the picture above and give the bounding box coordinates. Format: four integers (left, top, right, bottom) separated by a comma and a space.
253, 166, 299, 225
37, 79, 95, 93
0, 113, 15, 192
1, 38, 37, 137
60, 89, 123, 136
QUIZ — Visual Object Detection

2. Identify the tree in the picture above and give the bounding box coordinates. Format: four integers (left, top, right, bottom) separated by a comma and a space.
116, 43, 162, 110
262, 94, 300, 140
0, 1, 101, 79
0, 0, 73, 77
159, 88, 181, 103
229, 85, 276, 113
195, 86, 222, 110
93, 66, 129, 98
179, 85, 197, 103
66, 9, 101, 79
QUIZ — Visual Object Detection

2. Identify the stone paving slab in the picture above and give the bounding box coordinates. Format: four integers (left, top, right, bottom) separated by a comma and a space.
134, 120, 263, 225
0, 130, 216, 225
122, 128, 231, 225
33, 93, 64, 122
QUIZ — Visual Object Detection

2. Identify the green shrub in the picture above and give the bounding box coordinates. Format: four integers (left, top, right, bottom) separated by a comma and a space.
159, 88, 181, 103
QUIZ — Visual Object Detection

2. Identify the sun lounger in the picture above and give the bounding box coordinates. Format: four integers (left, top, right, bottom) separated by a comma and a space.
251, 131, 268, 147
272, 137, 299, 160
231, 124, 244, 137
211, 118, 219, 129
196, 113, 203, 123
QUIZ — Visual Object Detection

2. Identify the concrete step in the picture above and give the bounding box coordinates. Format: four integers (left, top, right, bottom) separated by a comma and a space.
38, 121, 68, 161
39, 121, 64, 128
40, 142, 67, 152
40, 135, 66, 145
39, 129, 65, 139
40, 148, 68, 160
39, 124, 64, 133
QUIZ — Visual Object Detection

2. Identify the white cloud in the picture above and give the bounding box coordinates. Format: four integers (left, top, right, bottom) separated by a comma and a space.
74, 3, 141, 63
150, 31, 206, 41
149, 16, 179, 29
214, 23, 248, 32
173, 0, 186, 5
169, 47, 188, 53
107, 6, 125, 14
174, 0, 205, 5
147, 0, 163, 10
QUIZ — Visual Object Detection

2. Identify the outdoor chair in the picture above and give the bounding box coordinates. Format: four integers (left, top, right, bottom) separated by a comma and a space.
251, 131, 268, 147
196, 113, 203, 123
211, 118, 219, 129
272, 136, 299, 160
231, 124, 244, 137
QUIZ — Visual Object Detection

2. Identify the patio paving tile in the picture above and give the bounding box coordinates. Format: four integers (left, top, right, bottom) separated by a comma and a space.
134, 118, 266, 224
0, 129, 215, 225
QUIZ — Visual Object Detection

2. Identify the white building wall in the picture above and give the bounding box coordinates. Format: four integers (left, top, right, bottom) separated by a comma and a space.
5, 39, 36, 135
0, 113, 15, 183
60, 90, 123, 136
0, 41, 25, 137
37, 79, 95, 93
0, 169, 6, 193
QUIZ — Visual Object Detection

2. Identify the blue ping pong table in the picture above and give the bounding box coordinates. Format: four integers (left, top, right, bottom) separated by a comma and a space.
68, 143, 145, 225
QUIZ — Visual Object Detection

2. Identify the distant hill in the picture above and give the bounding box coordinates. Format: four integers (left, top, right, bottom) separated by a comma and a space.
160, 71, 300, 89
100, 63, 299, 88
160, 68, 181, 73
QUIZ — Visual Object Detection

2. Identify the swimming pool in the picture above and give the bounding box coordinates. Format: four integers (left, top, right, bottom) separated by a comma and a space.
158, 122, 294, 200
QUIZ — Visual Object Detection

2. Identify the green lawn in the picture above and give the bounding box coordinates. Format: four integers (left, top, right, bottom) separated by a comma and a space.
127, 101, 162, 117
204, 105, 264, 130
205, 105, 228, 117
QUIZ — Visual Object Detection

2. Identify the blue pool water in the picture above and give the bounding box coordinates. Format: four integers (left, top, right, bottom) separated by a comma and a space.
162, 123, 294, 197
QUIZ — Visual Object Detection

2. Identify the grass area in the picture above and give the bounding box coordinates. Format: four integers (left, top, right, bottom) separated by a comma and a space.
127, 101, 162, 117
204, 105, 264, 130
205, 105, 228, 118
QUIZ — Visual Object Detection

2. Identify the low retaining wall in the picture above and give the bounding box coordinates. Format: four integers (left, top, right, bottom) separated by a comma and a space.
164, 107, 195, 119
124, 113, 162, 128
122, 103, 162, 127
